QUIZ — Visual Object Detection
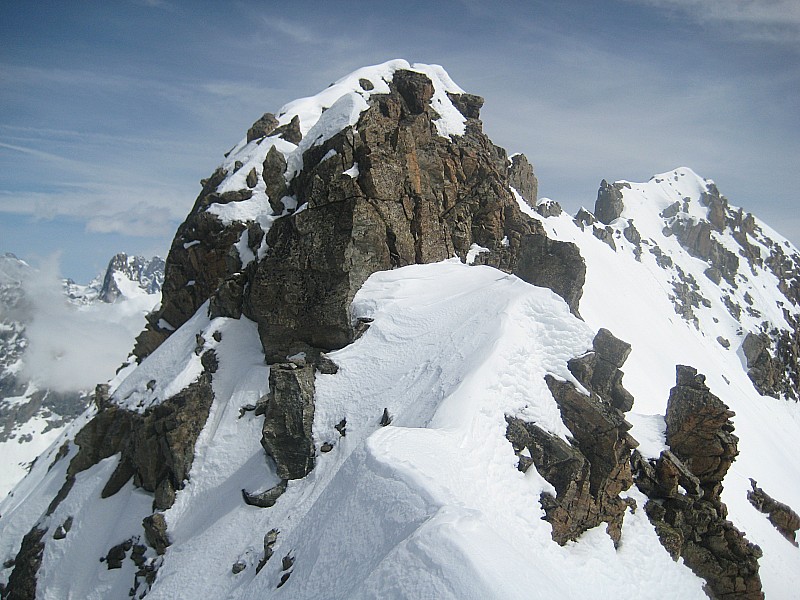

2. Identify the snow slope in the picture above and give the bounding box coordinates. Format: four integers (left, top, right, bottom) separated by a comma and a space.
525, 167, 800, 598
0, 260, 709, 599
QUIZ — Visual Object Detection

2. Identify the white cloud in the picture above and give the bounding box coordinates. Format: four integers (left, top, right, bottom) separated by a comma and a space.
19, 255, 153, 392
629, 0, 800, 42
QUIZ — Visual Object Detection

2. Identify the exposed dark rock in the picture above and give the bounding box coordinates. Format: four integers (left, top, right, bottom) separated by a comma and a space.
717, 336, 731, 349
667, 366, 738, 497
132, 168, 247, 360
535, 199, 562, 218
592, 225, 616, 251
633, 366, 763, 599
142, 512, 170, 555
705, 267, 722, 285
3, 526, 46, 600
262, 145, 289, 214
256, 529, 279, 573
669, 218, 739, 286
261, 364, 316, 480
320, 442, 334, 453
232, 561, 246, 574
5, 364, 217, 580
747, 479, 800, 545
740, 326, 800, 401
241, 68, 584, 361
316, 354, 339, 375
669, 266, 710, 327
446, 91, 484, 120
105, 539, 133, 569
594, 180, 628, 225
566, 328, 634, 412
281, 554, 294, 571
623, 221, 643, 260
277, 571, 291, 588
574, 207, 596, 229
379, 408, 392, 426
506, 328, 637, 546
51, 516, 72, 540
272, 115, 303, 145
133, 69, 581, 368
661, 201, 681, 219
358, 78, 374, 91
241, 480, 288, 508
209, 272, 247, 319
247, 113, 279, 142
507, 154, 537, 207
246, 168, 258, 189
742, 333, 767, 369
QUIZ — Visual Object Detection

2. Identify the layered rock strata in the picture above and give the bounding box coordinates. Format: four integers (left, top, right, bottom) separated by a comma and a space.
633, 366, 763, 599
506, 328, 638, 545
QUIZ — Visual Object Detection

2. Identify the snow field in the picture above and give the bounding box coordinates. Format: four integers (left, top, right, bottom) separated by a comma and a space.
531, 167, 800, 598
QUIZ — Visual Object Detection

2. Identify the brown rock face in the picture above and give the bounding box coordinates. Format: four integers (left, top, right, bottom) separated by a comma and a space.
135, 68, 585, 364
634, 365, 764, 600
260, 363, 316, 480
241, 69, 584, 360
506, 328, 638, 546
747, 479, 800, 546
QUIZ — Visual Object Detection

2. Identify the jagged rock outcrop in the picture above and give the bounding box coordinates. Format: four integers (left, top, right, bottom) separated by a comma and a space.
3, 356, 217, 592
98, 254, 165, 303
132, 171, 251, 359
507, 153, 538, 207
594, 179, 628, 225
137, 66, 585, 363
506, 328, 638, 545
741, 327, 800, 401
259, 363, 316, 480
2, 527, 45, 600
747, 479, 800, 546
633, 366, 763, 599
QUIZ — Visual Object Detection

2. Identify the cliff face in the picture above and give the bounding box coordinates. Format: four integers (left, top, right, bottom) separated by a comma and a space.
134, 63, 584, 363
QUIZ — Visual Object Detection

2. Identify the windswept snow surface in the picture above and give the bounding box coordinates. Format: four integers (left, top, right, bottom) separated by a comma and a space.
530, 167, 800, 598
149, 260, 703, 599
1, 259, 708, 598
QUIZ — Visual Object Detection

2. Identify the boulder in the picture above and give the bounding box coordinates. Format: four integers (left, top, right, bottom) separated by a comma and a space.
261, 364, 316, 480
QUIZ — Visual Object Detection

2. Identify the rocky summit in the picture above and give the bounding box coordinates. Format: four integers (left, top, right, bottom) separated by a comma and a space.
1, 60, 799, 600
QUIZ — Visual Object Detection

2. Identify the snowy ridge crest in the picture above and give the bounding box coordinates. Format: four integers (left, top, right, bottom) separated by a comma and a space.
3, 62, 800, 600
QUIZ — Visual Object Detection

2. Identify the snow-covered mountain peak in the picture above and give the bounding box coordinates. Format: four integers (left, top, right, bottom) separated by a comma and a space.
216, 60, 469, 200
4, 62, 800, 600
528, 168, 800, 405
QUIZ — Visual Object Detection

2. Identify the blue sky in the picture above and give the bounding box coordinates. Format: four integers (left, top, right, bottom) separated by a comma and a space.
1, 0, 798, 281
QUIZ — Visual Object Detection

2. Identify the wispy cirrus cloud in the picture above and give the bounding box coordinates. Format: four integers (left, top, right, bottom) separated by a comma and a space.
628, 0, 800, 42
